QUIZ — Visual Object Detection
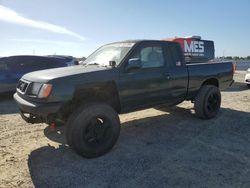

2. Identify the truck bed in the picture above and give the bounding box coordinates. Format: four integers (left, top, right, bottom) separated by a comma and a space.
186, 61, 234, 100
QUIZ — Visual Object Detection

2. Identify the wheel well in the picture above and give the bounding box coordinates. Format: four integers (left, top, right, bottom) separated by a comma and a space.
50, 82, 121, 124
65, 81, 121, 113
56, 82, 121, 122
202, 78, 219, 87
189, 78, 219, 103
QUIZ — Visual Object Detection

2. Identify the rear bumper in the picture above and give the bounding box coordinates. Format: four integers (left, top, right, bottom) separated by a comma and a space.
13, 93, 63, 116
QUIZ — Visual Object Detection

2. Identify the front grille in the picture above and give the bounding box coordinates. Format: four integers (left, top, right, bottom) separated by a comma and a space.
17, 80, 30, 93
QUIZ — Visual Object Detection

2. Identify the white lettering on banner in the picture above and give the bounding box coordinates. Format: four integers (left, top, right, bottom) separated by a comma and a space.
184, 40, 204, 54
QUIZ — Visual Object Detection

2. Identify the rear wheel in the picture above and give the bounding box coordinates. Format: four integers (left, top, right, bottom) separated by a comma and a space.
194, 85, 221, 119
66, 103, 120, 158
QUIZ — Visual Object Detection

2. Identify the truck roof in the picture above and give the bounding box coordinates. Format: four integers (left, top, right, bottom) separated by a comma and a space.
107, 39, 172, 44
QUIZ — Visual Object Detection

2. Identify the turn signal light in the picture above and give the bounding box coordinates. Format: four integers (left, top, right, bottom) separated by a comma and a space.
38, 84, 53, 98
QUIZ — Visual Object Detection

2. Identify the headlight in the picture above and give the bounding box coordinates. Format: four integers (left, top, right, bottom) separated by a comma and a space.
38, 84, 53, 98
30, 83, 43, 95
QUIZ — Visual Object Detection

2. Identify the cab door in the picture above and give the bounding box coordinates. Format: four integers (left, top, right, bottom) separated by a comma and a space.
118, 41, 172, 112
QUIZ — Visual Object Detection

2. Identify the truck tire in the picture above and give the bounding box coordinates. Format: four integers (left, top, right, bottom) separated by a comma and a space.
194, 85, 221, 119
66, 103, 120, 158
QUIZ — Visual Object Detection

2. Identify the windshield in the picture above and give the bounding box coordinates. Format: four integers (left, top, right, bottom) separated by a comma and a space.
84, 42, 135, 66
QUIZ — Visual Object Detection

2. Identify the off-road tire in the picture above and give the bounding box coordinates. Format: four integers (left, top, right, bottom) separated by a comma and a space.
194, 85, 221, 119
66, 103, 120, 158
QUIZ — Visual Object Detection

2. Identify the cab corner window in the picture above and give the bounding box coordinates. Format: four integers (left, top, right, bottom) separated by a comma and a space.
169, 44, 184, 67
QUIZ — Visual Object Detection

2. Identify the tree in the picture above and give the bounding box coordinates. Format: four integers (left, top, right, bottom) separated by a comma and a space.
233, 56, 240, 60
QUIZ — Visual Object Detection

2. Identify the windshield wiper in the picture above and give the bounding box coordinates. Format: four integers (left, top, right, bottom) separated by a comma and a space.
86, 61, 110, 67
87, 62, 100, 65
85, 61, 116, 68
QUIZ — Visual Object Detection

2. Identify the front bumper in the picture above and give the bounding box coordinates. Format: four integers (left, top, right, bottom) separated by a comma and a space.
13, 93, 63, 116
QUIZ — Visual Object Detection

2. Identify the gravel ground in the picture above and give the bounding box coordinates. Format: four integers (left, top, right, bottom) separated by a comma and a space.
0, 71, 249, 188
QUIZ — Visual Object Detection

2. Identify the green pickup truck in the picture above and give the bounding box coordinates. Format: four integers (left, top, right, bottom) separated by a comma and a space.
14, 40, 234, 158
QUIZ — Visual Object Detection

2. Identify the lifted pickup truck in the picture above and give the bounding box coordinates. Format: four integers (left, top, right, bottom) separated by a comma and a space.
14, 40, 234, 158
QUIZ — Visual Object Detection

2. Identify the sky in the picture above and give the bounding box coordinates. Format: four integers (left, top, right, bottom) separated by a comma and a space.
0, 0, 249, 57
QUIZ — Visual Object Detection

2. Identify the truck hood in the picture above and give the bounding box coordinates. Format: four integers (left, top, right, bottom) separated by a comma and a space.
22, 65, 108, 82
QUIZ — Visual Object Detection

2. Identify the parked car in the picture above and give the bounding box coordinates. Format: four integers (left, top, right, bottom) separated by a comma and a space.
245, 68, 250, 87
47, 55, 79, 66
0, 55, 75, 94
14, 40, 234, 158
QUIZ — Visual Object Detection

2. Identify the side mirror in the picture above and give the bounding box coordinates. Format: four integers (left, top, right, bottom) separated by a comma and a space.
126, 58, 141, 72
109, 61, 116, 67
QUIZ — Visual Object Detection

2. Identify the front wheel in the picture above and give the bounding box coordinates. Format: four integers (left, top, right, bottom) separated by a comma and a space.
194, 85, 221, 119
66, 103, 120, 158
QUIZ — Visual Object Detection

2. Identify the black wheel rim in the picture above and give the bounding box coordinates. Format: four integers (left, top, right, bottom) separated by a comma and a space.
83, 116, 111, 147
206, 92, 220, 113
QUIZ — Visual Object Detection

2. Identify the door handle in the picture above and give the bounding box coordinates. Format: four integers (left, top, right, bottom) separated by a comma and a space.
163, 72, 170, 79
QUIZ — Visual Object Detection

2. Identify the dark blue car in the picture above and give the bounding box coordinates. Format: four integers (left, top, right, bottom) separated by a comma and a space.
0, 55, 77, 94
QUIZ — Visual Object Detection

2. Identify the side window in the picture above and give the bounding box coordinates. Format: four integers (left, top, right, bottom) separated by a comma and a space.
10, 57, 49, 72
40, 58, 50, 69
49, 58, 67, 68
24, 57, 38, 69
30, 57, 48, 70
132, 45, 164, 68
8, 57, 24, 71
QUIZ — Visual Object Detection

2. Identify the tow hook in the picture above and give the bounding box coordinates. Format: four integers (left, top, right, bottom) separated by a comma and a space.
20, 111, 43, 124
49, 122, 56, 131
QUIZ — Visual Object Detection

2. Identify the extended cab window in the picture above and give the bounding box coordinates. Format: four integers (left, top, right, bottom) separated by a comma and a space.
131, 45, 164, 68
169, 43, 184, 67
